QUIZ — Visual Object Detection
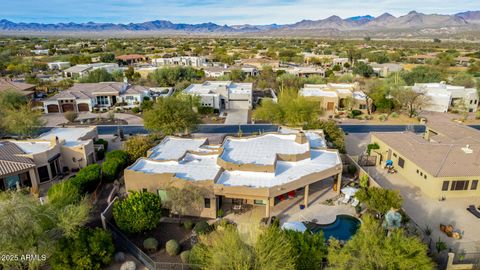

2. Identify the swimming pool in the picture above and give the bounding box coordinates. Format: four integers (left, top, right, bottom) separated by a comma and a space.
304, 215, 360, 241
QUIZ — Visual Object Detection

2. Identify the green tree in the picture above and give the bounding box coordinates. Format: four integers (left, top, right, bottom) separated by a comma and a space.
353, 62, 374, 78
254, 226, 296, 270
450, 72, 476, 88
328, 215, 434, 270
284, 230, 327, 270
51, 228, 115, 270
1, 103, 45, 137
123, 135, 157, 162
102, 150, 130, 181
79, 68, 114, 83
143, 95, 200, 135
124, 66, 141, 82
71, 164, 102, 194
355, 187, 403, 214
390, 87, 430, 117
401, 66, 445, 86
304, 120, 345, 153
229, 68, 246, 81
165, 184, 206, 218
113, 191, 162, 234
0, 90, 27, 109
149, 66, 204, 87
100, 52, 116, 63
0, 191, 89, 270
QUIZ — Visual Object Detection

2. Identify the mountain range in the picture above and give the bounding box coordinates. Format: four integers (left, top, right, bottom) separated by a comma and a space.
1, 10, 480, 37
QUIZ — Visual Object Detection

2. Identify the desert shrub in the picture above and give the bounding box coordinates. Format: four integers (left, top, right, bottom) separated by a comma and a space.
143, 238, 159, 252
367, 143, 380, 155
476, 111, 480, 119
194, 221, 211, 234
304, 120, 345, 153
390, 112, 399, 118
47, 181, 81, 207
113, 191, 162, 234
64, 111, 78, 123
180, 250, 191, 263
351, 109, 362, 117
183, 220, 194, 230
166, 240, 180, 256
132, 107, 140, 114
347, 164, 357, 175
50, 228, 115, 270
124, 135, 156, 162
198, 106, 214, 115
70, 164, 102, 194
378, 114, 388, 121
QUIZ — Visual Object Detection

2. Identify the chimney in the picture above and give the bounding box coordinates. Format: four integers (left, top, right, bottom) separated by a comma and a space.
295, 131, 308, 144
50, 136, 59, 146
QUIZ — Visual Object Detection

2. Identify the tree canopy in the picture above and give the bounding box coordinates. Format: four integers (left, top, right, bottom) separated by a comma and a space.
143, 95, 200, 135
355, 187, 403, 214
328, 215, 434, 270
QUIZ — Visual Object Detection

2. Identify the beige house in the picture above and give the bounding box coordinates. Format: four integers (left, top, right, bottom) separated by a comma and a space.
0, 127, 98, 193
370, 123, 480, 199
124, 130, 342, 219
299, 83, 369, 114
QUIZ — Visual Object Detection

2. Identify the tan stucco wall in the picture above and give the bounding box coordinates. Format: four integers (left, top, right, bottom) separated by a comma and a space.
124, 169, 217, 218
371, 134, 480, 199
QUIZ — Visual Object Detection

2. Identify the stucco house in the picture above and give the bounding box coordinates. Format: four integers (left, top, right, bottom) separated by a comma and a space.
0, 127, 98, 193
43, 81, 149, 113
183, 81, 253, 110
63, 63, 120, 78
299, 83, 368, 114
370, 122, 480, 199
413, 82, 479, 113
124, 130, 342, 218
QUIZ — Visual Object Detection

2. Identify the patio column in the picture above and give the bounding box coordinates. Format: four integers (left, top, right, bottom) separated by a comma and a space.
265, 198, 270, 218
336, 173, 342, 194
304, 184, 309, 207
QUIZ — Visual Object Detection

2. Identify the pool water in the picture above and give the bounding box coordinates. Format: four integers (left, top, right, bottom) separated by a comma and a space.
304, 215, 360, 241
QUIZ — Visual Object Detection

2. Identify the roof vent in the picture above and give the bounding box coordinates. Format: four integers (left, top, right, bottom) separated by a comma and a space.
461, 145, 473, 154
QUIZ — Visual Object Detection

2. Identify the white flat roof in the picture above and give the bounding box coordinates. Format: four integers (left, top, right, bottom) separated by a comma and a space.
149, 137, 208, 161
130, 153, 220, 181
11, 141, 52, 154
220, 134, 309, 166
217, 150, 340, 188
300, 88, 338, 98
352, 91, 367, 101
38, 127, 95, 146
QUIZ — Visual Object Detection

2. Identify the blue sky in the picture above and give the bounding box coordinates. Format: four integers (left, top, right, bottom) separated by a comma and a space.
1, 0, 478, 25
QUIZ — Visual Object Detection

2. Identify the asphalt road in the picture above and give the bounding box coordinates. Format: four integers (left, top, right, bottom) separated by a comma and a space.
35, 124, 480, 136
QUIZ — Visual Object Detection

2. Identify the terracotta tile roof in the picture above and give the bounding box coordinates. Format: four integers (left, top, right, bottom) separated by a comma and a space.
0, 141, 36, 177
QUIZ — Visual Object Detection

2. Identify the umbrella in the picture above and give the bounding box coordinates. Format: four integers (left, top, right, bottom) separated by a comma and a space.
341, 186, 359, 197
281, 221, 307, 233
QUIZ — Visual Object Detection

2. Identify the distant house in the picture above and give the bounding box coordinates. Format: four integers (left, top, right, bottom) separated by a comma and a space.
151, 56, 208, 67
43, 81, 149, 113
455, 56, 473, 67
204, 66, 228, 78
116, 54, 147, 66
0, 127, 97, 193
332, 58, 349, 67
47, 62, 71, 70
184, 81, 253, 110
0, 78, 36, 99
299, 83, 368, 114
286, 66, 325, 77
240, 58, 280, 69
370, 63, 403, 77
412, 82, 479, 113
63, 63, 120, 78
408, 53, 437, 64
30, 49, 49, 55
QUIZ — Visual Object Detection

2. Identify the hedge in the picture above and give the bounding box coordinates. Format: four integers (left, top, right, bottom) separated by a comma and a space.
113, 191, 162, 234
71, 164, 102, 194
102, 150, 129, 181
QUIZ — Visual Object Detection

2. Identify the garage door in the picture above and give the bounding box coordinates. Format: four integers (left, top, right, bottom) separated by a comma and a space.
229, 100, 250, 109
77, 103, 90, 112
61, 104, 75, 112
47, 104, 59, 113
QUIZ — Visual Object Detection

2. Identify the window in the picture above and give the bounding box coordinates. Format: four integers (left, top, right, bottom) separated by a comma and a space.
398, 157, 405, 168
393, 153, 397, 158
471, 180, 478, 190
416, 169, 419, 174
38, 166, 50, 183
254, 199, 266, 205
420, 172, 423, 176
470, 100, 473, 104
49, 159, 59, 178
424, 175, 427, 179
142, 188, 148, 193
442, 181, 449, 191
96, 96, 110, 106
204, 198, 211, 208
359, 104, 367, 110
451, 180, 469, 191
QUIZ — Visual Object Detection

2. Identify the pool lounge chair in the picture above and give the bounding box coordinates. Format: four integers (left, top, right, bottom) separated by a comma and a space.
341, 195, 351, 204
467, 205, 480, 218
351, 198, 359, 207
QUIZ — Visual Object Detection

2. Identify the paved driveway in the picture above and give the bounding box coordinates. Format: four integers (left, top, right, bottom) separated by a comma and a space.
224, 109, 249, 125
41, 112, 143, 127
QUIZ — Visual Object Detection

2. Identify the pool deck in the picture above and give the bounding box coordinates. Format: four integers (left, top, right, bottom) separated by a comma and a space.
280, 202, 357, 225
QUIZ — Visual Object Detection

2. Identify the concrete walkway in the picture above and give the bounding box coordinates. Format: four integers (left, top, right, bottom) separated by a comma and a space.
365, 166, 480, 253
41, 112, 144, 127
224, 109, 249, 125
